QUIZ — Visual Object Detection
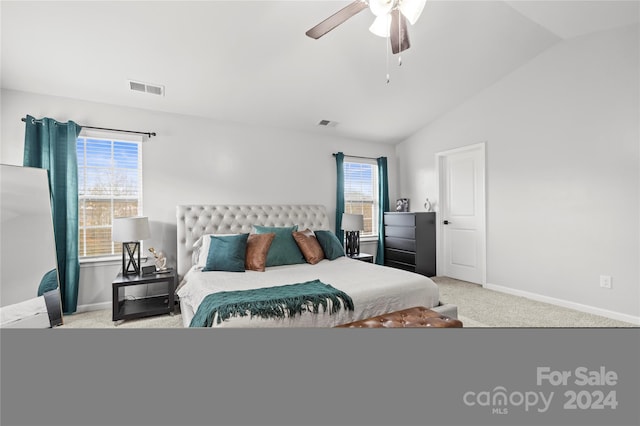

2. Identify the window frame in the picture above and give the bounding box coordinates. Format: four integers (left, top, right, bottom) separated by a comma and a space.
77, 129, 144, 263
343, 158, 379, 241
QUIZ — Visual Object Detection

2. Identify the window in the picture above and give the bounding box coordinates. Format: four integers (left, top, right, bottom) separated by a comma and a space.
77, 135, 142, 258
344, 160, 378, 238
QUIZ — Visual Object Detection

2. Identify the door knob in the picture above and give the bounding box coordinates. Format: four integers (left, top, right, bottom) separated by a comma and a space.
443, 220, 450, 225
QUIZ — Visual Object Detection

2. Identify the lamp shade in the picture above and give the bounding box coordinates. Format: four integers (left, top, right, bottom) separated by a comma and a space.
112, 216, 151, 242
369, 14, 392, 37
341, 213, 364, 231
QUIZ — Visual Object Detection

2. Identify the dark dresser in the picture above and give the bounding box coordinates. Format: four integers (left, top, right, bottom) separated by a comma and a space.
383, 212, 436, 277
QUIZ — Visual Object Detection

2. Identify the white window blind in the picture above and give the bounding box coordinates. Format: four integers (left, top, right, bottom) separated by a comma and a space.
77, 136, 142, 258
344, 160, 378, 238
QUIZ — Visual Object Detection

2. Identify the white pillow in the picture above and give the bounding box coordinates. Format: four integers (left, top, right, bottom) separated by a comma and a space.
193, 233, 238, 269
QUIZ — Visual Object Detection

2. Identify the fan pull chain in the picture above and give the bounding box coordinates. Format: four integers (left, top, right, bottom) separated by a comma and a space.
386, 32, 390, 84
398, 11, 402, 67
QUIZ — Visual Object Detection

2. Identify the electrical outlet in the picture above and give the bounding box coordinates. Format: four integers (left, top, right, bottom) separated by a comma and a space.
600, 275, 612, 289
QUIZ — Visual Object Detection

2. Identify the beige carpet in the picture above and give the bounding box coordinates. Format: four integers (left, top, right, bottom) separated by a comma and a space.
433, 276, 636, 328
59, 277, 637, 328
60, 309, 183, 328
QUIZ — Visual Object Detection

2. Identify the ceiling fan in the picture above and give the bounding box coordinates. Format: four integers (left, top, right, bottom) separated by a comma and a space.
305, 0, 427, 54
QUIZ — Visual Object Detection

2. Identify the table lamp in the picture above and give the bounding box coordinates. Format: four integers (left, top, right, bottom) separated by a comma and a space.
342, 213, 364, 257
112, 216, 151, 275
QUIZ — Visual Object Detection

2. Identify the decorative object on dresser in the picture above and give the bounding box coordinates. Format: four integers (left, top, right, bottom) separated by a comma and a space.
148, 247, 167, 271
424, 198, 432, 212
341, 213, 364, 256
112, 216, 151, 276
384, 212, 436, 277
395, 198, 409, 212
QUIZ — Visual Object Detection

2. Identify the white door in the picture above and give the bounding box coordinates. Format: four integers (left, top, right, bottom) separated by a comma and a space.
437, 143, 486, 284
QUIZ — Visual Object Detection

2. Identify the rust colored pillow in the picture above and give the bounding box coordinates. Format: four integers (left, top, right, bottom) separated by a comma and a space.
292, 229, 325, 265
245, 233, 276, 272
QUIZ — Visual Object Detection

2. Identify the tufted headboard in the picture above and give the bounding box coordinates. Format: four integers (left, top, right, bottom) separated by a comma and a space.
176, 205, 331, 278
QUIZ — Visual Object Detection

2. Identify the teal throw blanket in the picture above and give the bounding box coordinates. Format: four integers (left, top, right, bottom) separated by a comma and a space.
189, 279, 354, 327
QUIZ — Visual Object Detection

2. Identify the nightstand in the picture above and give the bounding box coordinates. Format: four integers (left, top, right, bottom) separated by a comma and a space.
112, 269, 176, 324
347, 253, 374, 263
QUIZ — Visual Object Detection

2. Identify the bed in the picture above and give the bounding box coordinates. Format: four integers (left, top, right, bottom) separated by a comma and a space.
176, 205, 455, 327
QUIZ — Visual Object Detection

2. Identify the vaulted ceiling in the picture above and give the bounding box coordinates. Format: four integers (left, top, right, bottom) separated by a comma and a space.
2, 1, 638, 144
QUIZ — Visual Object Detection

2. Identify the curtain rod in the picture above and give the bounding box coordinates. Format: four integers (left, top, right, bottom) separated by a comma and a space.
332, 153, 379, 161
21, 117, 156, 138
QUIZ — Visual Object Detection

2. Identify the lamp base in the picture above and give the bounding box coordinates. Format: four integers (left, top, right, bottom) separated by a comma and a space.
345, 231, 360, 257
122, 241, 141, 275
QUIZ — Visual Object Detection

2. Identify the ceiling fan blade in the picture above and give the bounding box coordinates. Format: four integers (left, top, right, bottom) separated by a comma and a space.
305, 1, 368, 39
390, 9, 410, 54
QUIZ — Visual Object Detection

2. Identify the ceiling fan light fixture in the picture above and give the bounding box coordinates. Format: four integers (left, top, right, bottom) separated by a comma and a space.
398, 0, 427, 25
305, 0, 414, 76
369, 14, 391, 37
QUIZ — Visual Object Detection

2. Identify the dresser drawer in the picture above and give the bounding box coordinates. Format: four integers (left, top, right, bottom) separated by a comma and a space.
385, 248, 416, 265
384, 213, 415, 227
384, 260, 416, 273
384, 236, 416, 252
385, 225, 415, 239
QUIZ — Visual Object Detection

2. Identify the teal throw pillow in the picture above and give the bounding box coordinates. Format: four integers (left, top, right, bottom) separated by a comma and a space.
253, 225, 305, 267
37, 268, 59, 296
203, 233, 249, 272
314, 230, 345, 260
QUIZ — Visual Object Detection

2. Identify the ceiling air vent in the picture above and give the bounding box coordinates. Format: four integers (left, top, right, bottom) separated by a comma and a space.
317, 119, 337, 128
128, 80, 165, 96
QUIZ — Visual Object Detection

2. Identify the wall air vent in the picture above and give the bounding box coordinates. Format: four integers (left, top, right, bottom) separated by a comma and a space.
317, 119, 337, 127
128, 80, 165, 96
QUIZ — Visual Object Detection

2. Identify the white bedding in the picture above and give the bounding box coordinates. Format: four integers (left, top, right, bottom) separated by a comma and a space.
177, 256, 440, 327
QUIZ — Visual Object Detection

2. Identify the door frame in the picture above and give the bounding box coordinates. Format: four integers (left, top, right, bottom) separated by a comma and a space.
435, 142, 487, 285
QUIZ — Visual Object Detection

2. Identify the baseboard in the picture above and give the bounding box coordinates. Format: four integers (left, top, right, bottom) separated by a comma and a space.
484, 283, 640, 325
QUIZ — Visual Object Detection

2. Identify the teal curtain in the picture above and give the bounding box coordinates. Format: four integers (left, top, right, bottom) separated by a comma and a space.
376, 157, 389, 265
334, 152, 345, 246
24, 115, 82, 314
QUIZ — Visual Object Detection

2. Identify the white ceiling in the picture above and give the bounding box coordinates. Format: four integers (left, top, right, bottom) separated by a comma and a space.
2, 1, 638, 144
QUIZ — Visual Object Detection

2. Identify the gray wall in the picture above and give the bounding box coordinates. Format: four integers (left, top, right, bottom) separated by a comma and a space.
396, 24, 639, 321
1, 89, 395, 310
